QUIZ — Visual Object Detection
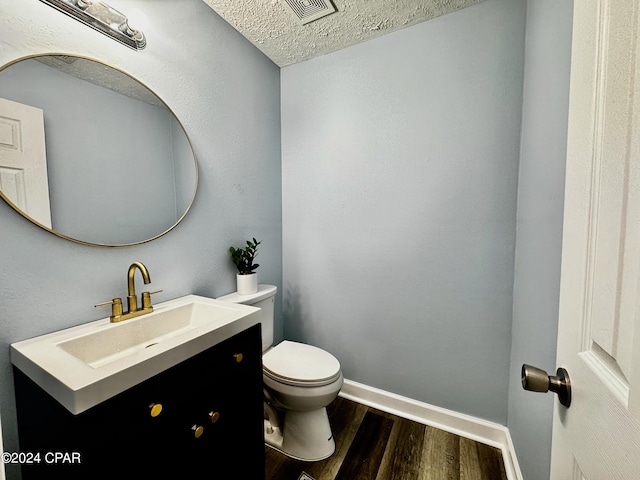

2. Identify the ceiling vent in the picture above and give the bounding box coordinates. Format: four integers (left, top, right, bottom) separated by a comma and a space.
283, 0, 336, 25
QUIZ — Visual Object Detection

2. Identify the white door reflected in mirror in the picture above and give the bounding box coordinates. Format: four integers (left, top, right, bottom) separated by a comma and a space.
0, 97, 51, 228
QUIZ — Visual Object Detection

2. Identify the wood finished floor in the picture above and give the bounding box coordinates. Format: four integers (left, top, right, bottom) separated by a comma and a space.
265, 397, 508, 480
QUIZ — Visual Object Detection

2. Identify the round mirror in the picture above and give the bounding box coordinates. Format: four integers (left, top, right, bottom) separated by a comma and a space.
0, 54, 198, 246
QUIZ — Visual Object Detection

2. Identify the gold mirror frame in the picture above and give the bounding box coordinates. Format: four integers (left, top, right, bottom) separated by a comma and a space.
0, 53, 198, 247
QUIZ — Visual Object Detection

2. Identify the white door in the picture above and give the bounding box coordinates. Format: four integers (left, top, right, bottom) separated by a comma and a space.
550, 0, 640, 478
0, 96, 51, 228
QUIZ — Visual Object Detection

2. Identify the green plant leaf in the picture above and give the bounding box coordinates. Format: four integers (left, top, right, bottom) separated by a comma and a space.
229, 238, 261, 274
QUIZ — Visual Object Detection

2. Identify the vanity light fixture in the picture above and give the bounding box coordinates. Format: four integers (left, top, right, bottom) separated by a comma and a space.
39, 0, 146, 50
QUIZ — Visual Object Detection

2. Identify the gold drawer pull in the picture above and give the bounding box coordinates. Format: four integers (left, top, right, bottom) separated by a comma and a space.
149, 403, 163, 417
191, 425, 204, 439
233, 353, 243, 363
209, 411, 220, 424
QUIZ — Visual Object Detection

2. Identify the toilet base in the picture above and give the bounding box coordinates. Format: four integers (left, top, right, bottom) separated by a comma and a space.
264, 407, 335, 462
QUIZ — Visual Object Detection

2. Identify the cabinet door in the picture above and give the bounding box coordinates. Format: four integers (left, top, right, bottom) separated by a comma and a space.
176, 324, 264, 475
214, 324, 265, 475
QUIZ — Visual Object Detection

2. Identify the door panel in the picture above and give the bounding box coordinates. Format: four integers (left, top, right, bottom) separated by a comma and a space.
0, 97, 51, 228
551, 0, 640, 477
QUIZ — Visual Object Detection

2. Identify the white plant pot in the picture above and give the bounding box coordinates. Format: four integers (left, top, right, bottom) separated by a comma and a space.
237, 273, 258, 295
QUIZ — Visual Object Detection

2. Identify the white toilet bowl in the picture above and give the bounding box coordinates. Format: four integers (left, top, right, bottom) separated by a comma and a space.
217, 286, 343, 461
262, 340, 343, 461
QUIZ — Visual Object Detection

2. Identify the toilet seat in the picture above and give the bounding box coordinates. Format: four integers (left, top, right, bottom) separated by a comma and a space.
263, 341, 341, 387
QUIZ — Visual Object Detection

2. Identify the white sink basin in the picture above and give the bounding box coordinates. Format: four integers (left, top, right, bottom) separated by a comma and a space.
11, 295, 260, 415
58, 301, 229, 368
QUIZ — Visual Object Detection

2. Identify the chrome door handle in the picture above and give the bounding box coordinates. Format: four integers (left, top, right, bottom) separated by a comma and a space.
521, 364, 571, 408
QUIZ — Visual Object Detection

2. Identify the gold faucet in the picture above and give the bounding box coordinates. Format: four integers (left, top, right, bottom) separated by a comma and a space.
95, 262, 162, 323
127, 261, 151, 314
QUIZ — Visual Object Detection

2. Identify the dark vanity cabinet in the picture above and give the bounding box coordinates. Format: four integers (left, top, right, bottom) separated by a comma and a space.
14, 324, 265, 479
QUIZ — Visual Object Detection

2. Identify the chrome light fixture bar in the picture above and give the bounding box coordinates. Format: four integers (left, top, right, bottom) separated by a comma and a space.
39, 0, 146, 50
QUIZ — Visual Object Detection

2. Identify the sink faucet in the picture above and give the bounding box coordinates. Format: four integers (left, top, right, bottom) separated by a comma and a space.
127, 261, 151, 313
95, 262, 161, 323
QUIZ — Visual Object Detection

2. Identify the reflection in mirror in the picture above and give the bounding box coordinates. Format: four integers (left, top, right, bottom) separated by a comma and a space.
0, 54, 197, 246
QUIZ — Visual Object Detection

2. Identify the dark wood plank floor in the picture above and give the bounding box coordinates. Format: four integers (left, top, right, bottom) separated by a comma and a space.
265, 396, 508, 480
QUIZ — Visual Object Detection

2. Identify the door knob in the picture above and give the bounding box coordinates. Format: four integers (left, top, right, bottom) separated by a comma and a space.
521, 364, 571, 407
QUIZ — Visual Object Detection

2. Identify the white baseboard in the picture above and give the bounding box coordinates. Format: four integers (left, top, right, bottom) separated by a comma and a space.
339, 379, 523, 480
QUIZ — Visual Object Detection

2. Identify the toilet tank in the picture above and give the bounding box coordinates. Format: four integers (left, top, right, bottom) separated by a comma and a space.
217, 284, 277, 352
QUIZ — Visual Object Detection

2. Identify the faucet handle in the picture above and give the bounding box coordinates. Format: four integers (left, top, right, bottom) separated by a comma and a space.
141, 290, 163, 309
95, 298, 123, 318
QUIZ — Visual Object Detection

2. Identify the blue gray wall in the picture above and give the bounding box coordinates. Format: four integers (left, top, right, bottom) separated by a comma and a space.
508, 2, 573, 479
0, 2, 282, 478
281, 0, 527, 424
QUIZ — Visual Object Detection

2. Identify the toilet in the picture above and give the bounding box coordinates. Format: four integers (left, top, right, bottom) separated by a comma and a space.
217, 284, 343, 461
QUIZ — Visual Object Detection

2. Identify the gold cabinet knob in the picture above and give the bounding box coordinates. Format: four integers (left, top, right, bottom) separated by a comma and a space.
191, 425, 204, 438
233, 353, 243, 363
209, 411, 220, 424
149, 403, 163, 417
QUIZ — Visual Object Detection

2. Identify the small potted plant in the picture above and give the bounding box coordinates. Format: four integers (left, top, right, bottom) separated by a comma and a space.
229, 237, 261, 294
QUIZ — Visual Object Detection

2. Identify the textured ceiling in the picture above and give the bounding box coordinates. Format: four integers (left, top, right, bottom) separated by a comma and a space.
35, 55, 165, 108
203, 0, 485, 67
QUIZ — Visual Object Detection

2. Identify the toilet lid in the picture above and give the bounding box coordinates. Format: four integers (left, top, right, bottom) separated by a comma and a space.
263, 341, 341, 387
